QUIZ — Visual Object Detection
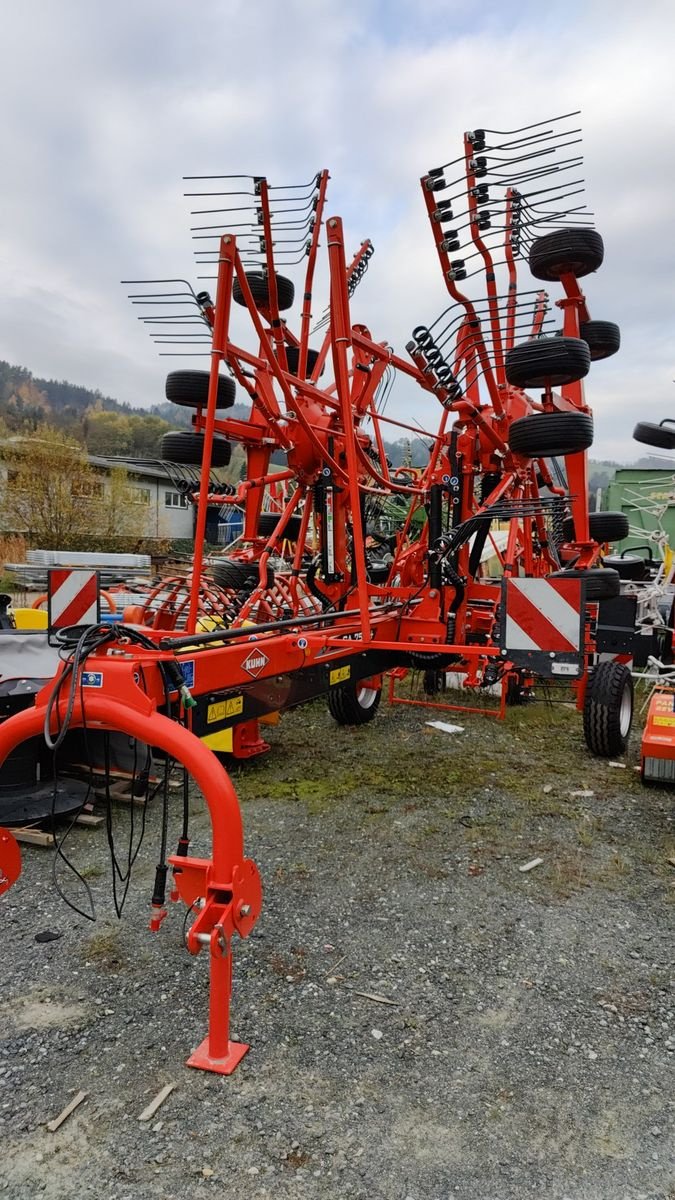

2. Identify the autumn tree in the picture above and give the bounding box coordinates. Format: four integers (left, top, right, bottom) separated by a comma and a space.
83, 410, 134, 456
128, 414, 171, 457
1, 427, 147, 550
1, 428, 98, 549
91, 467, 150, 540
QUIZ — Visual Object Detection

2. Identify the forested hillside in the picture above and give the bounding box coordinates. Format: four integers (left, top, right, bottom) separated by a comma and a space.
0, 360, 177, 455
0, 359, 629, 482
0, 359, 415, 464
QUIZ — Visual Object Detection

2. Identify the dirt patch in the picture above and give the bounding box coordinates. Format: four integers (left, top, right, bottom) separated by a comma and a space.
5, 991, 88, 1032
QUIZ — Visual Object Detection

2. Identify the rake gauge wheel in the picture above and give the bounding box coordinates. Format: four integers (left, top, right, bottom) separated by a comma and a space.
327, 679, 381, 726
583, 661, 633, 757
165, 370, 236, 409
562, 511, 629, 543
257, 512, 303, 540
602, 554, 648, 581
529, 227, 604, 281
548, 566, 621, 601
508, 411, 594, 458
160, 431, 232, 467
579, 321, 621, 362
282, 346, 324, 378
233, 272, 295, 311
211, 559, 274, 592
632, 421, 675, 451
505, 336, 591, 389
422, 669, 445, 695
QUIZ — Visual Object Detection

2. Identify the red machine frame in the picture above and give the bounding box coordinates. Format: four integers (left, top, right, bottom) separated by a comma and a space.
0, 115, 629, 1073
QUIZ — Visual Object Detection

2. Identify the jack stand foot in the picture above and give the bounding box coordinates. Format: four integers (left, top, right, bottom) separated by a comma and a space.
186, 1037, 249, 1075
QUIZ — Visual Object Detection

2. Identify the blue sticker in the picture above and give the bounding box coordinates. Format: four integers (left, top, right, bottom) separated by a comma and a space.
180, 660, 195, 688
82, 671, 103, 688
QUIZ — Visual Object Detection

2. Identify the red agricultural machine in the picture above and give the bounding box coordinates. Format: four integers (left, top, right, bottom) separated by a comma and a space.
0, 113, 640, 1072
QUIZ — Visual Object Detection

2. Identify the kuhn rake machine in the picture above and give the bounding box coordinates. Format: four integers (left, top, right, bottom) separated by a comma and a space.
0, 113, 639, 1072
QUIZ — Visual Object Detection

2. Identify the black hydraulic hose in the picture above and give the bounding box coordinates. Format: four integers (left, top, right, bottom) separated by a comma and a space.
161, 606, 365, 650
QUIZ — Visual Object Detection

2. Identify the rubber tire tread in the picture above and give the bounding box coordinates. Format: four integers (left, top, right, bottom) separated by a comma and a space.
633, 421, 675, 450
282, 346, 323, 377
508, 411, 594, 458
579, 320, 621, 361
583, 661, 633, 757
548, 566, 620, 600
165, 370, 236, 409
211, 559, 273, 591
160, 431, 232, 466
505, 336, 591, 388
602, 554, 647, 580
257, 512, 302, 540
529, 228, 604, 281
232, 272, 295, 311
327, 680, 381, 726
562, 511, 630, 543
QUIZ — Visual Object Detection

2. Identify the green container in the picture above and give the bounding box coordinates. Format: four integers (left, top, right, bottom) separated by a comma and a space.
604, 467, 675, 555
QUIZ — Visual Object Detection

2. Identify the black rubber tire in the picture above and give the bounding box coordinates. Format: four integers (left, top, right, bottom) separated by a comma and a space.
505, 673, 529, 707
508, 411, 594, 458
583, 661, 633, 757
633, 421, 675, 451
165, 370, 236, 409
160, 431, 232, 467
480, 472, 502, 502
548, 566, 621, 600
563, 511, 630, 543
232, 272, 295, 312
257, 512, 302, 540
282, 346, 323, 377
211, 559, 273, 592
579, 321, 621, 362
505, 336, 591, 389
366, 560, 391, 585
422, 669, 445, 696
327, 678, 381, 726
603, 554, 648, 581
529, 228, 604, 282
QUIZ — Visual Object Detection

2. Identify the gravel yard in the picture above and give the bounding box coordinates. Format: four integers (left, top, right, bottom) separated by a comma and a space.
1, 686, 673, 1199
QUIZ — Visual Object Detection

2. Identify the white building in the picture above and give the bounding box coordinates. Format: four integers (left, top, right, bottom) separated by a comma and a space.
89, 456, 195, 541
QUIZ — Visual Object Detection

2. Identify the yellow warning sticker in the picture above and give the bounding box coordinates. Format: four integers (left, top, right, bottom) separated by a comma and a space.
653, 715, 675, 727
207, 695, 244, 724
330, 665, 351, 686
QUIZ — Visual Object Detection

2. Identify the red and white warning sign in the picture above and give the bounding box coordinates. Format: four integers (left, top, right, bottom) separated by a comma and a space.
47, 569, 100, 631
501, 577, 584, 674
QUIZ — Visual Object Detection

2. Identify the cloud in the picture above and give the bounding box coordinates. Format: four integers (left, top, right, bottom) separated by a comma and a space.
0, 0, 672, 460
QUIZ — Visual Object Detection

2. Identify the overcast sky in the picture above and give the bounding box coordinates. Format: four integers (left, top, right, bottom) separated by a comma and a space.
0, 0, 673, 462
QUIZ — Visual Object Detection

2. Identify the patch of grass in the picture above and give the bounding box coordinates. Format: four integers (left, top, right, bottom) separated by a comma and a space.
79, 863, 104, 880
82, 929, 126, 968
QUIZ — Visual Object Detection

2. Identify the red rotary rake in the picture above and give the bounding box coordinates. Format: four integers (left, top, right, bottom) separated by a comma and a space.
0, 113, 638, 1073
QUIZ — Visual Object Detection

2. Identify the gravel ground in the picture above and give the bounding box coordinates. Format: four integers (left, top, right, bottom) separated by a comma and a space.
1, 685, 674, 1200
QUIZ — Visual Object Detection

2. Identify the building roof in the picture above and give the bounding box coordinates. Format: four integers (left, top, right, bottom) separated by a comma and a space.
87, 455, 176, 482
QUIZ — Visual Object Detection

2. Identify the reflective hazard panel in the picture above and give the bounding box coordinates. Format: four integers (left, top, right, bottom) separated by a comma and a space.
500, 577, 584, 677
48, 568, 100, 631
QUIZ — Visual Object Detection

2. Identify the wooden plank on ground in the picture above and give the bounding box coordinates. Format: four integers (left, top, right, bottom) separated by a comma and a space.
47, 1090, 87, 1132
10, 827, 53, 848
138, 1083, 176, 1122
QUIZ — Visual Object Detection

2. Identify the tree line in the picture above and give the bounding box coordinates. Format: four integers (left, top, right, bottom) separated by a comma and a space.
0, 359, 180, 458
